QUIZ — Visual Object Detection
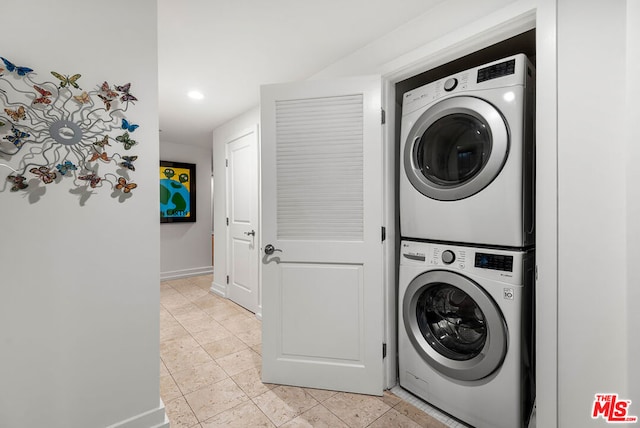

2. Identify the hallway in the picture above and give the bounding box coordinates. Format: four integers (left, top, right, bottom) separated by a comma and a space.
160, 275, 448, 427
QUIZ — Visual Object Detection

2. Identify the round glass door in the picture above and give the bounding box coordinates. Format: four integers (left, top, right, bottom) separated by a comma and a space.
404, 96, 509, 201
403, 270, 507, 381
416, 283, 487, 361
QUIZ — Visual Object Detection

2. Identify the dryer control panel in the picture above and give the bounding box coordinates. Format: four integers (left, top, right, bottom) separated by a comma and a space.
401, 53, 530, 117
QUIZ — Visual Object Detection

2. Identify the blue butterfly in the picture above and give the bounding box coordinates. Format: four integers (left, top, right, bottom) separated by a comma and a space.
1, 57, 33, 76
119, 155, 138, 171
56, 160, 77, 176
121, 118, 139, 132
3, 126, 30, 148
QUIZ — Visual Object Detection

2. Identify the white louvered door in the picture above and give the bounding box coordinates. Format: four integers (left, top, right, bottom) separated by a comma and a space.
260, 76, 384, 395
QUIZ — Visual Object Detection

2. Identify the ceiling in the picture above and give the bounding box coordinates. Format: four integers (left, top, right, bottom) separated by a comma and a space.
157, 0, 444, 147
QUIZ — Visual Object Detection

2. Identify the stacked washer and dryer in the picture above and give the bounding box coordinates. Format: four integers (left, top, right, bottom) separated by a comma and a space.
398, 54, 536, 428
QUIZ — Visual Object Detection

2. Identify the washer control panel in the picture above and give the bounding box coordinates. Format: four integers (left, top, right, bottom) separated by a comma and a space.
400, 240, 527, 282
474, 252, 513, 272
401, 241, 467, 271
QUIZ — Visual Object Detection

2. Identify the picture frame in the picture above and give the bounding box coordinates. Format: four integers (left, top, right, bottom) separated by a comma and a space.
160, 160, 197, 223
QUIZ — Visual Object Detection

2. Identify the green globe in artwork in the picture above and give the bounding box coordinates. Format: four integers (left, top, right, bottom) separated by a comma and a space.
160, 179, 191, 217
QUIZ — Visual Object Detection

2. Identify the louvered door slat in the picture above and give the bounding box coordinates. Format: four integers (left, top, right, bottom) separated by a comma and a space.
276, 95, 364, 241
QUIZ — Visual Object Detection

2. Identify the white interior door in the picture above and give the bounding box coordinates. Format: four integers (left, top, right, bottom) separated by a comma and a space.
260, 76, 384, 395
226, 127, 259, 313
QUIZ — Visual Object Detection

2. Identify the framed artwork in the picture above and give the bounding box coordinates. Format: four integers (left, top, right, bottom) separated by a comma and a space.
160, 160, 196, 223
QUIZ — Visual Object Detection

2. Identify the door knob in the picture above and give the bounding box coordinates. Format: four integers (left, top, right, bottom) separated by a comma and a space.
264, 244, 281, 255
244, 229, 256, 237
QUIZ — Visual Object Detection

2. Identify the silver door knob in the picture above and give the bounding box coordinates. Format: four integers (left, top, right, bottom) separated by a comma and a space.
264, 244, 281, 255
244, 230, 255, 236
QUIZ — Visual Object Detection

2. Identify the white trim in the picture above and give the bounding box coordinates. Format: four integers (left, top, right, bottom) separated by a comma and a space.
105, 400, 169, 428
381, 78, 397, 390
210, 280, 227, 298
390, 386, 468, 428
224, 124, 261, 314
160, 266, 213, 281
530, 1, 558, 427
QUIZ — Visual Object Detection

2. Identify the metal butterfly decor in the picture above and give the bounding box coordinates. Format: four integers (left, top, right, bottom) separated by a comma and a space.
0, 55, 142, 201
56, 160, 77, 175
116, 132, 136, 150
3, 126, 30, 148
33, 85, 52, 105
1, 57, 33, 76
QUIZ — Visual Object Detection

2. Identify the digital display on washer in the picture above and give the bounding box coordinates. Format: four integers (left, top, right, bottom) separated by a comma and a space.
477, 59, 516, 83
474, 253, 513, 272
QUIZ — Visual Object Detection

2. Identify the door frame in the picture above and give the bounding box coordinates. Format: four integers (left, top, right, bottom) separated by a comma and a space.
224, 124, 262, 317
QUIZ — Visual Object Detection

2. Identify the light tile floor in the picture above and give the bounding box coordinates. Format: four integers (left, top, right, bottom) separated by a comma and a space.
160, 275, 449, 428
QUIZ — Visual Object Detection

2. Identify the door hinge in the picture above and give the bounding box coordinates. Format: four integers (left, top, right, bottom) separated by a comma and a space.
382, 343, 387, 359
226, 217, 229, 226
381, 108, 386, 125
381, 226, 386, 242
225, 159, 229, 167
226, 275, 229, 284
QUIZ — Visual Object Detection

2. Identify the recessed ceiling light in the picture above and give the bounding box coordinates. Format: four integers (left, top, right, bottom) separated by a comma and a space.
187, 90, 204, 100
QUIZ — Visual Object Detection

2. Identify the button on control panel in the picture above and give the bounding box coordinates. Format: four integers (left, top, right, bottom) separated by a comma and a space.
444, 78, 458, 92
429, 247, 466, 270
441, 250, 455, 264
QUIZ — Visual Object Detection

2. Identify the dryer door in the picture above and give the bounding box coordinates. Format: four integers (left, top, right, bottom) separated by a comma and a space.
404, 96, 508, 201
403, 269, 507, 381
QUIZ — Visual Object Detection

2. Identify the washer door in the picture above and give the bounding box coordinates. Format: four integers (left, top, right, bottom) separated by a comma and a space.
404, 96, 509, 201
403, 270, 508, 381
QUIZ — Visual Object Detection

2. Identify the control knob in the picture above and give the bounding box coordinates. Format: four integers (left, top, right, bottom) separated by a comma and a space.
441, 250, 456, 264
444, 78, 458, 92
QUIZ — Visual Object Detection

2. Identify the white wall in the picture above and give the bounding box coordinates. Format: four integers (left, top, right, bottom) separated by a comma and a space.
0, 2, 166, 428
160, 141, 212, 280
557, 1, 638, 426
211, 107, 260, 296
626, 0, 640, 409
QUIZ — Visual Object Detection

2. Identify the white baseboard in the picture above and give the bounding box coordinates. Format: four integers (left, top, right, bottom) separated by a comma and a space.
210, 280, 226, 297
105, 399, 169, 428
160, 266, 213, 281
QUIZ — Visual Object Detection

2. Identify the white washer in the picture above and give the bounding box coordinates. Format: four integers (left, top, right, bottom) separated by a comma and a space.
398, 240, 535, 428
400, 54, 535, 247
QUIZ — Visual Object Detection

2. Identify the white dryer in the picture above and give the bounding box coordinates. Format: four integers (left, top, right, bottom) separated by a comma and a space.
398, 240, 535, 428
400, 54, 535, 247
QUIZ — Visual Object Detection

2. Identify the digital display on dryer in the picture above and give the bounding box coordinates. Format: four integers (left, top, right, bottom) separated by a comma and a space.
474, 253, 513, 272
477, 59, 516, 83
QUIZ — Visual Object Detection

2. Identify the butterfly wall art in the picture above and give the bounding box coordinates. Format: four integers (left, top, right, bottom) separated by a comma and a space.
0, 55, 143, 201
